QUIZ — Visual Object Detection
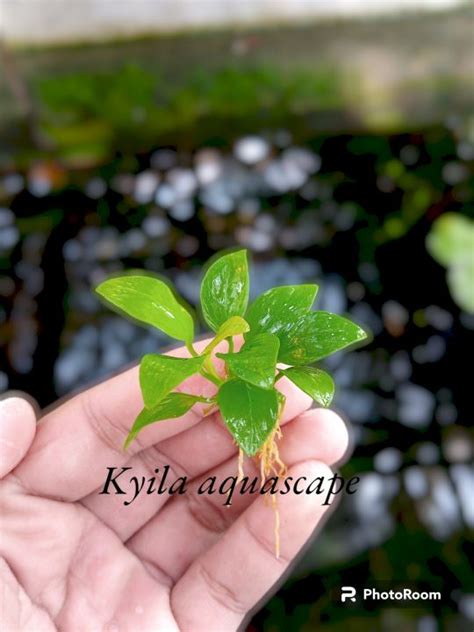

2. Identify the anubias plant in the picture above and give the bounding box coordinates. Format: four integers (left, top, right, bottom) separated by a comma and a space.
95, 250, 368, 538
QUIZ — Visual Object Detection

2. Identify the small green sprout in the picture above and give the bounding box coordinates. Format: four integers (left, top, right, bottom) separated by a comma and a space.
95, 249, 368, 461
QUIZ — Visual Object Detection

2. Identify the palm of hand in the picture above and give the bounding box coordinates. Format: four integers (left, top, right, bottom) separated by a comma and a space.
1, 343, 349, 632
2, 476, 178, 630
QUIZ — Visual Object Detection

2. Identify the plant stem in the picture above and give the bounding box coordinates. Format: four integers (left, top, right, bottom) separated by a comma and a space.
200, 369, 222, 387
202, 402, 218, 417
228, 337, 234, 354
203, 353, 226, 384
186, 341, 199, 357
274, 370, 285, 383
193, 395, 216, 404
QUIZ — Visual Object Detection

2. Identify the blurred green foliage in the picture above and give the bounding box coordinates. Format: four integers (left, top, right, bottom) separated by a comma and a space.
427, 213, 474, 313
35, 63, 344, 162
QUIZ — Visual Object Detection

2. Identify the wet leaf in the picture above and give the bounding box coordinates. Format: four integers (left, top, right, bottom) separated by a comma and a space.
200, 250, 249, 331
217, 333, 279, 389
281, 366, 334, 407
217, 379, 279, 456
280, 311, 368, 365
140, 354, 205, 408
245, 285, 318, 360
124, 393, 201, 449
96, 274, 194, 344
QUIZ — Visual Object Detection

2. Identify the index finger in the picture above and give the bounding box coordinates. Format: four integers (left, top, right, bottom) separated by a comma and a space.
13, 338, 217, 500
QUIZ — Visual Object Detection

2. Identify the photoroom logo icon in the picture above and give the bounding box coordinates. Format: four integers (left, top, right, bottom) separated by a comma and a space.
341, 586, 357, 603
337, 583, 442, 607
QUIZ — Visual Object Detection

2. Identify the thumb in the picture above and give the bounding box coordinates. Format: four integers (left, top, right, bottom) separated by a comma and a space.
0, 395, 37, 478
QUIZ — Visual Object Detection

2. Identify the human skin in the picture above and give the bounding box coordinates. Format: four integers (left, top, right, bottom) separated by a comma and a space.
0, 338, 350, 631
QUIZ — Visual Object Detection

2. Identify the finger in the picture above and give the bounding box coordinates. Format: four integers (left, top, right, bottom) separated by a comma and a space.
12, 338, 223, 501
81, 377, 313, 541
0, 557, 55, 631
171, 459, 336, 631
127, 409, 349, 580
277, 408, 351, 468
0, 396, 37, 478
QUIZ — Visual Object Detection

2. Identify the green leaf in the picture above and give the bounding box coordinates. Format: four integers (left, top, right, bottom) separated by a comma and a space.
204, 316, 250, 354
200, 250, 249, 332
96, 274, 194, 344
140, 354, 205, 408
217, 379, 279, 456
124, 393, 201, 449
245, 285, 318, 360
280, 367, 334, 407
426, 213, 474, 268
280, 311, 368, 365
217, 333, 280, 389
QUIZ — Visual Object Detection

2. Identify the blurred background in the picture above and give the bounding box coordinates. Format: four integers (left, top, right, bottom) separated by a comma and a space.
1, 1, 473, 630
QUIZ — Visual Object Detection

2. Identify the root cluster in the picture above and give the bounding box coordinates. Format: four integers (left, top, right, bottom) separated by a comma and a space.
238, 423, 287, 558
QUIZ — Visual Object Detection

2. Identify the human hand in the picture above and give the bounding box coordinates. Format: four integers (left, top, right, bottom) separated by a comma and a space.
0, 339, 350, 631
